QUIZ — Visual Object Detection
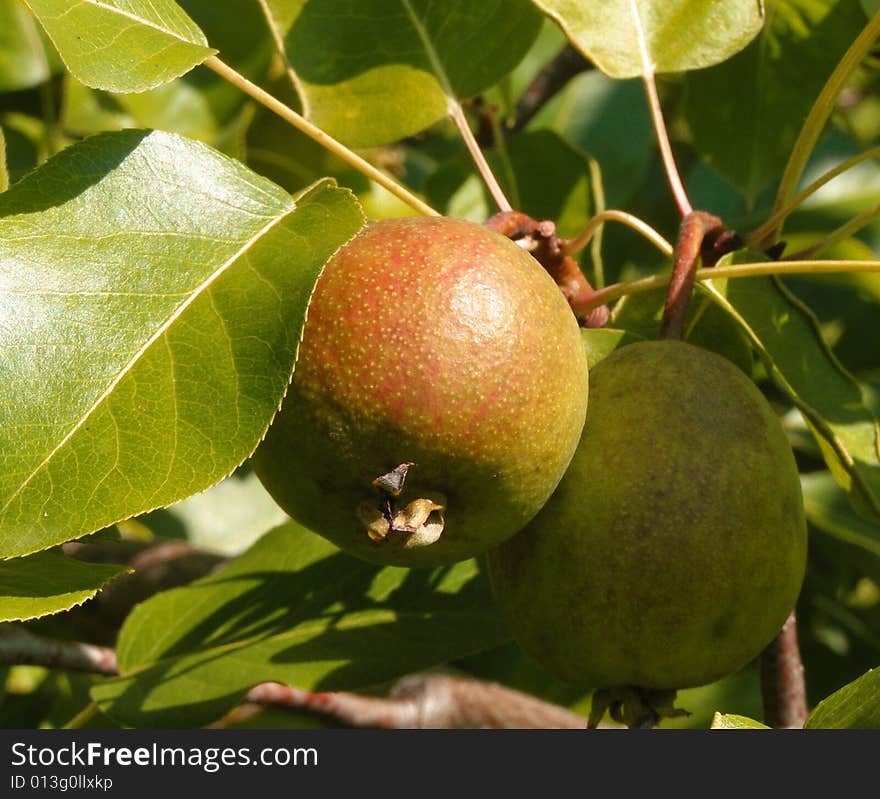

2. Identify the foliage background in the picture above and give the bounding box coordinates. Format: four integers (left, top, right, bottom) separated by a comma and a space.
1, 0, 880, 729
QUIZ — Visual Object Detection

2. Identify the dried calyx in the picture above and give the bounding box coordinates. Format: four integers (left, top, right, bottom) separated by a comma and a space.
358, 463, 446, 549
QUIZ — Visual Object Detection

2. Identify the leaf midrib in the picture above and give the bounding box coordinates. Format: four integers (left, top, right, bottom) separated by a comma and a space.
0, 203, 296, 526
52, 0, 207, 48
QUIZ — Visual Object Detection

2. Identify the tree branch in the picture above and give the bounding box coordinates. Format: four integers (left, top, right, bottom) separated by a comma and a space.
0, 626, 593, 729
511, 45, 592, 134
0, 625, 117, 675
240, 673, 592, 729
760, 611, 808, 729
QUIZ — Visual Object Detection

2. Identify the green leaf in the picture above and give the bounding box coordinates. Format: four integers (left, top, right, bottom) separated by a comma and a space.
802, 471, 880, 558
702, 270, 880, 523
139, 469, 289, 556
531, 72, 654, 208
259, 0, 542, 147
581, 327, 644, 370
0, 0, 50, 92
805, 667, 880, 728
710, 712, 769, 729
0, 548, 129, 622
683, 0, 867, 202
530, 0, 764, 79
91, 522, 507, 727
0, 129, 365, 560
61, 0, 274, 143
21, 0, 216, 93
426, 129, 593, 237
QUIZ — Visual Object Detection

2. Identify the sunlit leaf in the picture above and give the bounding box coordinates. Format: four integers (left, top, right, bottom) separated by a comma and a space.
711, 712, 769, 729
22, 0, 215, 92
0, 0, 51, 92
530, 0, 764, 78
0, 129, 365, 559
0, 548, 129, 622
805, 666, 880, 728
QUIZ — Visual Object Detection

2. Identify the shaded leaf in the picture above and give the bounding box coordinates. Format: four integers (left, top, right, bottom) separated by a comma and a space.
0, 548, 129, 622
91, 522, 507, 727
684, 0, 866, 201
802, 471, 880, 558
0, 129, 365, 559
531, 0, 763, 79
702, 269, 880, 523
259, 0, 542, 146
805, 666, 880, 728
426, 129, 592, 237
22, 0, 215, 93
0, 0, 50, 92
531, 71, 654, 207
711, 712, 769, 729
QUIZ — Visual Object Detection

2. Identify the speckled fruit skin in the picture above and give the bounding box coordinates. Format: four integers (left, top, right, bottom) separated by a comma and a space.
488, 340, 807, 690
252, 216, 589, 567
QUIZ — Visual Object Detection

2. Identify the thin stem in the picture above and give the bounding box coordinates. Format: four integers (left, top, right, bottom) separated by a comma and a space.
573, 259, 880, 313
0, 128, 8, 193
449, 100, 512, 213
628, 0, 692, 217
760, 612, 808, 729
488, 105, 521, 210
203, 56, 439, 217
784, 203, 880, 260
64, 702, 100, 730
768, 12, 880, 242
563, 209, 674, 259
642, 71, 692, 217
748, 144, 880, 248
586, 158, 607, 288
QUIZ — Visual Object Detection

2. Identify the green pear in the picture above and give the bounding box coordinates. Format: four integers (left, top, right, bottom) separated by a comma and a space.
488, 340, 807, 690
252, 216, 589, 567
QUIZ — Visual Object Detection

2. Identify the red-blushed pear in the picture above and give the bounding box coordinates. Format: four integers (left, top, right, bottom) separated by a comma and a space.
488, 340, 807, 692
252, 216, 589, 567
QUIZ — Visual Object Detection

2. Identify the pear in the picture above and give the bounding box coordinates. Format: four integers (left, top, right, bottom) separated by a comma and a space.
252, 216, 589, 567
488, 340, 807, 690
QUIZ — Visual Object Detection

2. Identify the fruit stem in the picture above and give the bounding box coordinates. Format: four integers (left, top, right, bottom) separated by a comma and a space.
746, 144, 880, 248
629, 0, 692, 218
658, 212, 724, 340
571, 259, 880, 313
764, 12, 880, 246
449, 100, 513, 213
562, 209, 674, 260
486, 210, 609, 327
760, 611, 808, 728
203, 56, 440, 218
